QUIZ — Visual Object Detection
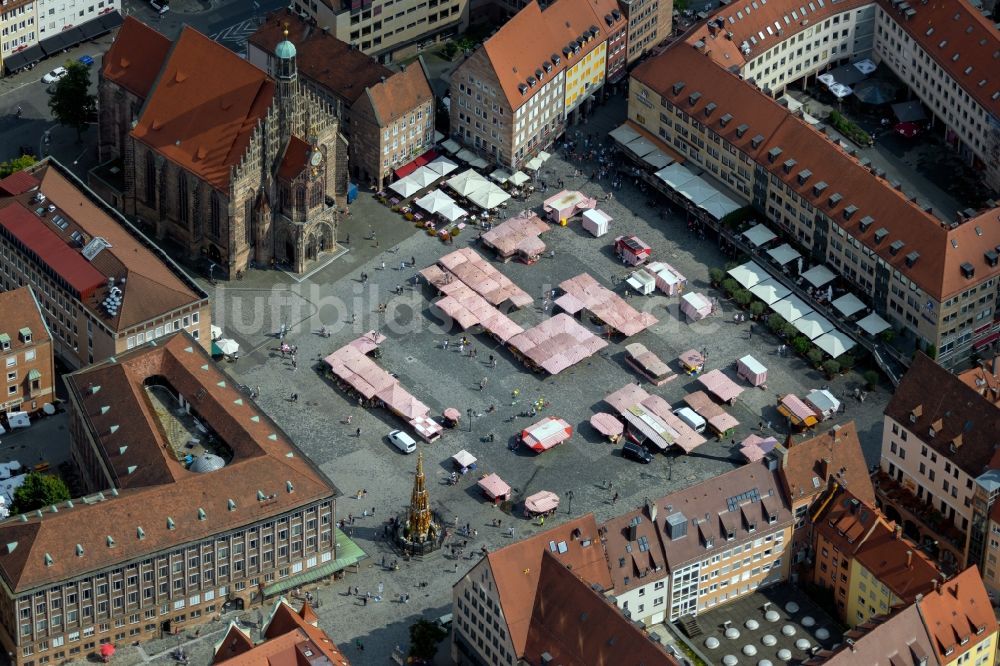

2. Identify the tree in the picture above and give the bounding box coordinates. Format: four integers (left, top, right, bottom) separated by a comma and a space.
879, 328, 895, 344
709, 267, 725, 286
807, 347, 825, 367
767, 313, 788, 333
721, 278, 739, 296
925, 342, 938, 360
0, 154, 36, 178
822, 359, 841, 377
11, 472, 70, 514
863, 369, 880, 390
750, 301, 766, 319
733, 289, 752, 307
837, 353, 855, 371
408, 619, 448, 662
792, 336, 811, 355
48, 61, 96, 141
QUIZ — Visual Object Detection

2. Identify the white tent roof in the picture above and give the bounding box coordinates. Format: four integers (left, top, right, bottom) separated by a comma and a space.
467, 155, 488, 169
770, 295, 813, 322
439, 202, 468, 222
767, 243, 801, 266
655, 163, 699, 190
490, 169, 512, 183
806, 389, 841, 413
389, 177, 422, 198
814, 330, 856, 358
415, 189, 457, 215
440, 138, 462, 153
408, 166, 440, 189
643, 150, 674, 169
467, 183, 511, 209
509, 171, 530, 186
857, 312, 891, 336
625, 136, 658, 158
830, 83, 853, 99
524, 157, 544, 171
832, 293, 866, 317
749, 278, 791, 305
609, 123, 641, 145
801, 264, 836, 287
446, 169, 491, 197
854, 58, 877, 75
793, 312, 835, 339
743, 224, 777, 247
728, 261, 768, 289
538, 150, 551, 162
697, 191, 743, 220
818, 72, 836, 86
426, 157, 459, 177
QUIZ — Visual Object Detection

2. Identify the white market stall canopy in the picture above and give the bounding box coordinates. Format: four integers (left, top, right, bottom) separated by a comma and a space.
767, 243, 801, 266
537, 150, 551, 162
447, 169, 491, 197
415, 189, 467, 222
490, 169, 512, 183
832, 293, 866, 317
654, 163, 744, 220
728, 261, 768, 289
408, 166, 440, 189
509, 171, 530, 186
857, 312, 891, 336
743, 224, 777, 247
814, 330, 856, 358
749, 278, 791, 305
389, 177, 423, 198
440, 138, 462, 154
770, 295, 813, 322
466, 183, 511, 209
793, 312, 835, 339
609, 123, 641, 145
624, 136, 658, 158
801, 264, 836, 288
524, 156, 544, 171
426, 157, 459, 177
643, 150, 674, 170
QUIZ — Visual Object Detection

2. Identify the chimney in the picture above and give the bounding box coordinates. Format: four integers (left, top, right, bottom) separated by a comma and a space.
894, 524, 903, 540
627, 522, 638, 541
819, 458, 830, 480
993, 356, 998, 379
906, 549, 913, 568
645, 498, 657, 522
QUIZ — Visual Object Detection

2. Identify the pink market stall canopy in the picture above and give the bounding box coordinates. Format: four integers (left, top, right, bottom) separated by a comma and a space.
557, 273, 658, 337
680, 291, 713, 321
643, 261, 686, 296
683, 390, 740, 436
590, 412, 624, 437
477, 473, 511, 502
524, 490, 560, 516
480, 213, 550, 263
698, 369, 745, 403
521, 416, 573, 452
543, 190, 597, 222
736, 355, 768, 387
604, 383, 707, 453
507, 313, 608, 375
739, 434, 779, 462
433, 247, 534, 308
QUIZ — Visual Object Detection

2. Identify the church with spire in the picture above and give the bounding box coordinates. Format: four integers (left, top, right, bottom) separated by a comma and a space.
95, 17, 349, 276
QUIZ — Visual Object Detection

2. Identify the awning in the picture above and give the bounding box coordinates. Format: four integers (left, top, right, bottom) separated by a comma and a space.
728, 261, 768, 289
609, 123, 641, 145
642, 150, 674, 169
793, 312, 835, 339
892, 100, 927, 123
767, 243, 801, 266
697, 191, 742, 220
814, 330, 855, 358
262, 530, 365, 596
441, 138, 462, 154
524, 157, 544, 171
453, 450, 477, 468
3, 44, 44, 73
509, 171, 530, 186
770, 295, 813, 322
425, 157, 458, 177
78, 15, 106, 41
27, 369, 42, 381
742, 224, 776, 247
801, 264, 835, 288
624, 136, 658, 158
99, 10, 123, 30
832, 293, 866, 317
490, 169, 512, 183
856, 312, 891, 336
39, 27, 85, 55
537, 150, 551, 162
749, 278, 791, 305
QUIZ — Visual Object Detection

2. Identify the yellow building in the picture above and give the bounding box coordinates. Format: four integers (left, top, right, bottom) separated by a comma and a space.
564, 41, 606, 113
917, 567, 998, 666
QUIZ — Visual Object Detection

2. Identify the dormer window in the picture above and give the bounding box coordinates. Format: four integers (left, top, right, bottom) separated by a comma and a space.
0, 334, 9, 351
18, 328, 31, 344
747, 521, 757, 532
768, 512, 777, 524
726, 528, 735, 540
960, 636, 970, 646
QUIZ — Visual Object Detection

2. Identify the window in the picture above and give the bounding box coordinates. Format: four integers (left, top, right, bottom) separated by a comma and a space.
209, 192, 221, 238
144, 152, 156, 204
177, 176, 188, 224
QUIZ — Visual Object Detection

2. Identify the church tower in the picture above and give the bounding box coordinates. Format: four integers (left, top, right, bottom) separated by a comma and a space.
274, 26, 297, 147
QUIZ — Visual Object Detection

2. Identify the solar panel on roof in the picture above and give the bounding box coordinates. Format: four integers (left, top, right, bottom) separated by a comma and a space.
638, 536, 650, 552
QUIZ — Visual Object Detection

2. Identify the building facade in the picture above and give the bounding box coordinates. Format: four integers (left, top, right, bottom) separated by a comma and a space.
622, 0, 671, 65
96, 19, 349, 277
0, 0, 36, 68
289, 0, 468, 64
628, 41, 1000, 369
0, 160, 210, 370
0, 332, 345, 666
1, 0, 121, 75
878, 353, 1000, 573
0, 287, 55, 416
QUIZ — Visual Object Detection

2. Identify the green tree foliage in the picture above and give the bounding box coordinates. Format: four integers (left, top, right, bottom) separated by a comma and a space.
749, 301, 766, 319
408, 619, 448, 661
822, 359, 841, 377
11, 472, 70, 514
0, 154, 36, 178
48, 61, 96, 141
863, 369, 880, 390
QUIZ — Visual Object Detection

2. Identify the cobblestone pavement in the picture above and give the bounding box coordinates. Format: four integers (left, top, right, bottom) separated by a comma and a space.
94, 98, 889, 666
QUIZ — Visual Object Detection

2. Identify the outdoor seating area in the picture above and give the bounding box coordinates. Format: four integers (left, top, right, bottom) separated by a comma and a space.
557, 273, 658, 337
480, 213, 550, 264
653, 162, 744, 221
324, 333, 442, 441
604, 383, 706, 453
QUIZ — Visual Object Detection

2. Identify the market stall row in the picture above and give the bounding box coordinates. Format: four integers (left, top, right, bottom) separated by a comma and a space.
604, 383, 707, 453
557, 273, 658, 337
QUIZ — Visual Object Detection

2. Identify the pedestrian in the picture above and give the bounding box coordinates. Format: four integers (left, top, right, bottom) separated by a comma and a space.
371, 506, 375, 514
410, 256, 415, 267
255, 385, 261, 398
381, 260, 385, 270
292, 357, 297, 370
612, 492, 619, 504
400, 261, 405, 271
356, 427, 362, 437
443, 339, 449, 350
345, 233, 350, 244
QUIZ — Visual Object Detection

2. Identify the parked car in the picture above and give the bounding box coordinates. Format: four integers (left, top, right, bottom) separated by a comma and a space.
41, 67, 67, 84
78, 55, 94, 67
150, 0, 170, 12
622, 440, 652, 464
388, 429, 417, 454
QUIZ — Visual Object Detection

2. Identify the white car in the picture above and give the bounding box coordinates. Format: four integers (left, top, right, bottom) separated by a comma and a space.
388, 429, 417, 454
150, 0, 170, 12
41, 67, 67, 84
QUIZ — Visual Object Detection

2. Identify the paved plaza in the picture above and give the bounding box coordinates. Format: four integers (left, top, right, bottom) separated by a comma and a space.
96, 100, 889, 666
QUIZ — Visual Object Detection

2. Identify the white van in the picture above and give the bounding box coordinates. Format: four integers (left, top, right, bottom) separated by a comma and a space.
388, 429, 417, 454
673, 406, 706, 433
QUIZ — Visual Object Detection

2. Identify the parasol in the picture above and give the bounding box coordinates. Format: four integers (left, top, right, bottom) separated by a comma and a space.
100, 644, 116, 658
590, 412, 624, 436
443, 407, 461, 421
524, 490, 560, 514
895, 122, 920, 138
216, 338, 239, 356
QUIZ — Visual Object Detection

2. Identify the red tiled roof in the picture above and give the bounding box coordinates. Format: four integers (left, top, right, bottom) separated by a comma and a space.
278, 136, 310, 182
877, 0, 1000, 119
782, 421, 875, 507
483, 2, 565, 108
0, 333, 337, 593
364, 60, 434, 124
0, 169, 39, 196
0, 201, 106, 297
633, 44, 1000, 300
804, 604, 939, 665
918, 567, 998, 665
853, 518, 940, 603
523, 552, 679, 666
0, 287, 50, 347
486, 514, 611, 657
132, 27, 275, 191
215, 600, 350, 665
101, 16, 171, 99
